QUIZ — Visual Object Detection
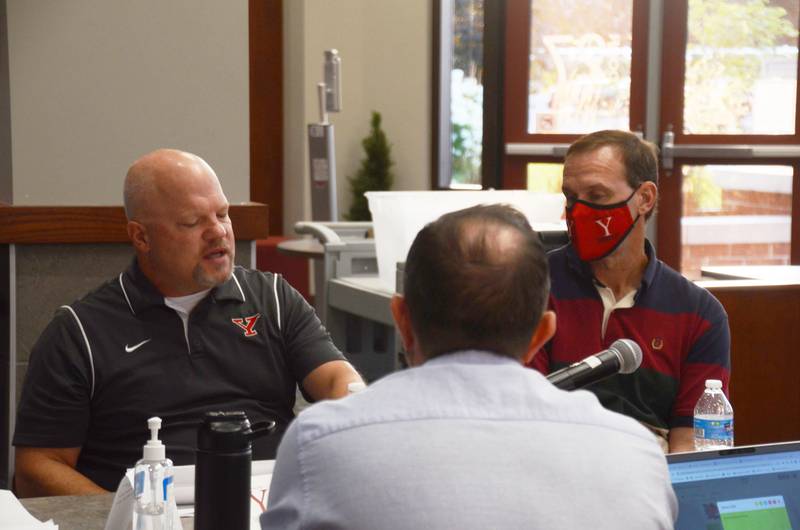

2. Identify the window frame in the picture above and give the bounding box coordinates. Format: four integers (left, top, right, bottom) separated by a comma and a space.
657, 0, 800, 267
432, 0, 507, 190
498, 0, 800, 269
502, 0, 651, 191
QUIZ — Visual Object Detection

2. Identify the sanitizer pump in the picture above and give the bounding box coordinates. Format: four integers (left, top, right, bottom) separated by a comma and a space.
133, 417, 176, 530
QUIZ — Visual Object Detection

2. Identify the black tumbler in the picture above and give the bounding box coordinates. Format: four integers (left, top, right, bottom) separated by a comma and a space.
194, 411, 275, 530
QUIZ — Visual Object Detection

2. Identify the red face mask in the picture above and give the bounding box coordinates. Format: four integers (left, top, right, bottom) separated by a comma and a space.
565, 189, 640, 261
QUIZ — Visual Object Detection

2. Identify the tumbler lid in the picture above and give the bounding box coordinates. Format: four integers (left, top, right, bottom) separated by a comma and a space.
197, 411, 253, 452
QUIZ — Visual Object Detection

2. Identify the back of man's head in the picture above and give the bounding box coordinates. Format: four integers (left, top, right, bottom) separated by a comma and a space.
403, 204, 549, 360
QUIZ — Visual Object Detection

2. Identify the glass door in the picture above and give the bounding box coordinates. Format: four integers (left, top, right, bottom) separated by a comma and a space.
657, 0, 800, 278
502, 0, 800, 277
503, 0, 648, 189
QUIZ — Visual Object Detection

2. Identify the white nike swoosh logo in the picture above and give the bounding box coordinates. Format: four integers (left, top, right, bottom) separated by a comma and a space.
125, 339, 151, 353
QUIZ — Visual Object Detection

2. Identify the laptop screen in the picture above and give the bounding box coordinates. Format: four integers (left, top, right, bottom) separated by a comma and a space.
667, 441, 800, 530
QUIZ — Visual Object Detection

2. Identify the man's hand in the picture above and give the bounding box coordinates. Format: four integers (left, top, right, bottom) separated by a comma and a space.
668, 427, 695, 453
302, 360, 364, 401
14, 446, 108, 498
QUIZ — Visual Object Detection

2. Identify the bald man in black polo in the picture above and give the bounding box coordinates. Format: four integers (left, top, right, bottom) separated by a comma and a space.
13, 149, 362, 496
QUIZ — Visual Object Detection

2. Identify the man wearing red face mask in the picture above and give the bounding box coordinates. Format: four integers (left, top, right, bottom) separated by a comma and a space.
528, 130, 730, 453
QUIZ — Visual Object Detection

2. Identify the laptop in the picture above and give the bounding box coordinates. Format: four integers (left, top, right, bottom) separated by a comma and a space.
667, 441, 800, 530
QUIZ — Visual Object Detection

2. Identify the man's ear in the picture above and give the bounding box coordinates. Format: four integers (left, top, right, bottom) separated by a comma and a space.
390, 295, 415, 352
127, 221, 149, 252
637, 181, 658, 217
521, 310, 556, 365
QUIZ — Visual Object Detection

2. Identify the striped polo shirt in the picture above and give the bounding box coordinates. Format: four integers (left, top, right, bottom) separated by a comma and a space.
529, 241, 731, 430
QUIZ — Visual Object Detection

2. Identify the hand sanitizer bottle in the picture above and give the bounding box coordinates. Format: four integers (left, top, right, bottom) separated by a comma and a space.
133, 417, 175, 530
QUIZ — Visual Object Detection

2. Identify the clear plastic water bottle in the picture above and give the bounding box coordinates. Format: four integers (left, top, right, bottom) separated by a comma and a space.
133, 417, 175, 530
693, 379, 734, 451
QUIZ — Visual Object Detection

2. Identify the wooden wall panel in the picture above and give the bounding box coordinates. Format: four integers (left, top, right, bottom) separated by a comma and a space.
249, 0, 283, 235
0, 204, 268, 243
703, 281, 800, 446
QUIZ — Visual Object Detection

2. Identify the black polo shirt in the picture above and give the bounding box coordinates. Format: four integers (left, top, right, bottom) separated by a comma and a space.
14, 260, 345, 490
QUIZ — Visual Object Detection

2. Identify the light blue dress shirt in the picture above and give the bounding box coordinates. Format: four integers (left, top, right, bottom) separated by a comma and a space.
262, 351, 677, 529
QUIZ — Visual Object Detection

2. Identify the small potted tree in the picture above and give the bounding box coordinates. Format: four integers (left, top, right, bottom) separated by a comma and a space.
345, 111, 393, 221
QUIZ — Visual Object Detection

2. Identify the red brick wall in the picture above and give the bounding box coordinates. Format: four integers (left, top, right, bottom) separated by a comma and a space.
680, 189, 792, 279
683, 190, 792, 216
682, 242, 791, 280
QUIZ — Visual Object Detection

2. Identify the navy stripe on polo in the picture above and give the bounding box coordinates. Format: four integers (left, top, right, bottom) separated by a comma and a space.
529, 241, 730, 430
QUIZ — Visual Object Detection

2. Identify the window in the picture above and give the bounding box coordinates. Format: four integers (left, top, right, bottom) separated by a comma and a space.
434, 0, 485, 189
495, 0, 800, 276
434, 0, 504, 189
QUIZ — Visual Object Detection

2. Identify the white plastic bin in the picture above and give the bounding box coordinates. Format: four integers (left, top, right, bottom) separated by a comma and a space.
366, 190, 565, 292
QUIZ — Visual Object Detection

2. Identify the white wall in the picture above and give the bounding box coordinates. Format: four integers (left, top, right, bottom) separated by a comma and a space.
283, 0, 432, 229
6, 0, 430, 217
283, 1, 309, 231
6, 0, 250, 205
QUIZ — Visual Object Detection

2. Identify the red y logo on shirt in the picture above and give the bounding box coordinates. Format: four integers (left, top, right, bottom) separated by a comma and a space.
232, 314, 261, 337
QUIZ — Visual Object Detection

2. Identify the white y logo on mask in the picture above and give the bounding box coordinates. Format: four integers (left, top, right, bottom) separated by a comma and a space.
595, 217, 613, 237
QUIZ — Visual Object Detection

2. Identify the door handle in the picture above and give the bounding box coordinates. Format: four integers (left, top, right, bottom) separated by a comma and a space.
661, 128, 800, 169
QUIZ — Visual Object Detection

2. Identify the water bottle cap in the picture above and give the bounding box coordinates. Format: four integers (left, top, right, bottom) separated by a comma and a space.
705, 379, 723, 389
197, 411, 254, 452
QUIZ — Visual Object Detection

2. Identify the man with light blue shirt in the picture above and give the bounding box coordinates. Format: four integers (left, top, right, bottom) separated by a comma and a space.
262, 204, 677, 529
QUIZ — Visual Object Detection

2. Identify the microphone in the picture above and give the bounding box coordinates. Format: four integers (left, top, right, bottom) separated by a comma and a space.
546, 339, 642, 391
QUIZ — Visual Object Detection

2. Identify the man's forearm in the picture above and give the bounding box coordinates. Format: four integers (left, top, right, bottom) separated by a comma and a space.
323, 364, 364, 399
668, 426, 695, 454
15, 449, 108, 498
303, 360, 364, 401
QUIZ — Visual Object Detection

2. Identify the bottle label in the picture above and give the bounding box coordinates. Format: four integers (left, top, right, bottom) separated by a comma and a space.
134, 470, 145, 498
163, 475, 173, 501
694, 417, 734, 440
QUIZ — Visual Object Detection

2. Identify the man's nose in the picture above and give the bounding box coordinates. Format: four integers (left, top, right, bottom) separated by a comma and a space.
205, 218, 227, 240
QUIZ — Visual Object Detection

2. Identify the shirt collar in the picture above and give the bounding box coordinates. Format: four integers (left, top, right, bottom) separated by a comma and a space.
564, 243, 595, 281
212, 269, 247, 303
565, 239, 658, 291
640, 239, 658, 288
423, 350, 522, 368
120, 259, 246, 315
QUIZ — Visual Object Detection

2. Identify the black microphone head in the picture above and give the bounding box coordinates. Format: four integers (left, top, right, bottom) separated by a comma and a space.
610, 339, 642, 374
